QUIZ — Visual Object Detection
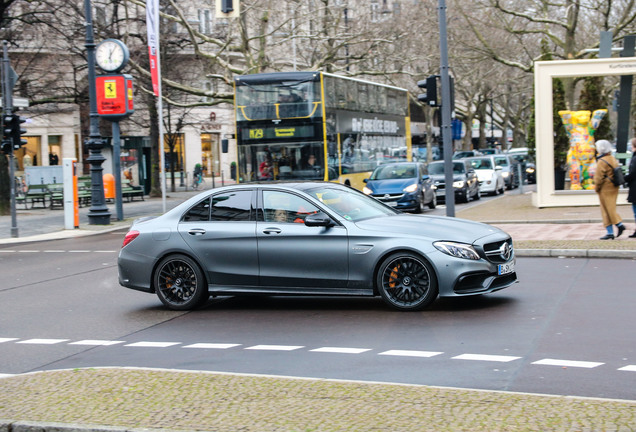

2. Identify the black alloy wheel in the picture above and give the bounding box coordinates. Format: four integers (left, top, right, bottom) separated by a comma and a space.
154, 254, 209, 310
377, 253, 438, 311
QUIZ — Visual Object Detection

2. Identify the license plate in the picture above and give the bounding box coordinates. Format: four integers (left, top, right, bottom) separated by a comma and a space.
498, 261, 515, 275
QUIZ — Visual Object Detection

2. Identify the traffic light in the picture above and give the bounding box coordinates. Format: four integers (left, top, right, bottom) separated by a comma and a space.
417, 75, 439, 107
5, 114, 27, 151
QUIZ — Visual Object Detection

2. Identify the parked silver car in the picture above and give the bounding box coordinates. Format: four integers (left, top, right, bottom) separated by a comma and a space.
118, 182, 517, 311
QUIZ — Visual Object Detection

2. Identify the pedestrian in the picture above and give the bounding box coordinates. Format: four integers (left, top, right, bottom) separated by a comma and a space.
594, 139, 626, 240
624, 137, 636, 238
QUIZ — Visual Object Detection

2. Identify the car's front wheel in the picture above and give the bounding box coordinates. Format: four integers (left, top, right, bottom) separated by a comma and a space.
153, 254, 208, 310
377, 253, 438, 311
428, 193, 437, 209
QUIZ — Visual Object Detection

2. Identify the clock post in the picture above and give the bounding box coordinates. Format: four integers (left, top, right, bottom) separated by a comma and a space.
83, 0, 111, 225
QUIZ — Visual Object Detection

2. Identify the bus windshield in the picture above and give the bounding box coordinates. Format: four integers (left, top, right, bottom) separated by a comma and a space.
235, 77, 321, 121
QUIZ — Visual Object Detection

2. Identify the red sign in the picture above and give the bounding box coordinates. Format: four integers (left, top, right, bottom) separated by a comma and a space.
96, 74, 134, 120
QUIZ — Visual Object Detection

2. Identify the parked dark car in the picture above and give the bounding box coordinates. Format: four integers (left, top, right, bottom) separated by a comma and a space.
118, 182, 517, 312
428, 160, 480, 203
362, 162, 436, 213
493, 154, 520, 190
507, 149, 536, 184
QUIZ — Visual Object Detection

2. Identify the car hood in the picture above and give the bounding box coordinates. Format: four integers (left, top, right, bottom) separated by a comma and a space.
355, 214, 507, 243
366, 178, 417, 193
474, 169, 495, 180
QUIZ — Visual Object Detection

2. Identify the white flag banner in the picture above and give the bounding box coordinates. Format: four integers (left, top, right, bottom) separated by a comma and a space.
146, 0, 160, 96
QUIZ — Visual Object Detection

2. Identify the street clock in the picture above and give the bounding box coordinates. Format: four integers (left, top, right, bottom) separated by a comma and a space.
95, 39, 130, 73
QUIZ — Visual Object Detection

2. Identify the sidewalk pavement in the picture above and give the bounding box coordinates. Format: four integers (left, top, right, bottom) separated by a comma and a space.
2, 187, 636, 432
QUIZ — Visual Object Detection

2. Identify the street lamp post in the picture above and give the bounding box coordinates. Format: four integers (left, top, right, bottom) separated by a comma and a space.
84, 0, 111, 225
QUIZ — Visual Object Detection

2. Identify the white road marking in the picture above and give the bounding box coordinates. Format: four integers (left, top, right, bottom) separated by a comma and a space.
0, 250, 16, 253
125, 342, 181, 348
379, 350, 443, 358
94, 250, 117, 253
68, 250, 91, 253
17, 339, 69, 345
311, 347, 371, 354
532, 358, 604, 368
0, 338, 18, 343
18, 250, 39, 253
246, 345, 304, 351
183, 343, 241, 349
0, 374, 16, 379
453, 354, 521, 363
43, 250, 65, 253
618, 365, 636, 372
69, 340, 125, 346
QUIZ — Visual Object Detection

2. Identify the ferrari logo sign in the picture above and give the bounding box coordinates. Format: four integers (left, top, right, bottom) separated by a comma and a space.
104, 81, 117, 99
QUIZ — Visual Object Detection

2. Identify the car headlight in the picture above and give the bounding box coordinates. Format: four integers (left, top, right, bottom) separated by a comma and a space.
452, 180, 465, 188
403, 183, 418, 193
526, 167, 535, 173
433, 241, 480, 260
362, 186, 372, 195
502, 172, 510, 178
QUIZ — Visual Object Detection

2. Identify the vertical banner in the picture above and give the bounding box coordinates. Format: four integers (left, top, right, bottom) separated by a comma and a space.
146, 0, 160, 96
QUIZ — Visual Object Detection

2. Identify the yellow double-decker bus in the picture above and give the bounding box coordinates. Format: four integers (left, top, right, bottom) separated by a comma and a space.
234, 72, 411, 191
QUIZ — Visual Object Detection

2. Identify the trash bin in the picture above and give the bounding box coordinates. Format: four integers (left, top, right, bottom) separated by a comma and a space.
103, 173, 115, 199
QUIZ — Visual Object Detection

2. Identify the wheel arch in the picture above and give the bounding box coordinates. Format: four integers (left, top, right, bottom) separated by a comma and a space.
149, 250, 207, 294
371, 248, 439, 296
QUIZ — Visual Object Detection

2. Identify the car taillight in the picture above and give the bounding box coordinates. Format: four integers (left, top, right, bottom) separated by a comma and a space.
122, 230, 140, 248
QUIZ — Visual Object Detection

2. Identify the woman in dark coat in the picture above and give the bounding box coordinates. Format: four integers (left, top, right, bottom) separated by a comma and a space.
624, 138, 636, 238
594, 140, 626, 240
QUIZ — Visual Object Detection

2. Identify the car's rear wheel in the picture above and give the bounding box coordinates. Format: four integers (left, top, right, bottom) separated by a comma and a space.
154, 254, 208, 310
377, 253, 438, 311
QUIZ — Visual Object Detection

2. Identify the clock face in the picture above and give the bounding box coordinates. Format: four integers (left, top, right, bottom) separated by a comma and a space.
96, 39, 129, 72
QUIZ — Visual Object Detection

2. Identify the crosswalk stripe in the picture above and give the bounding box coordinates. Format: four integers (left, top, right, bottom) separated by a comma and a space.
183, 343, 241, 349
125, 342, 181, 348
246, 345, 304, 351
311, 347, 371, 354
379, 350, 443, 358
69, 340, 125, 346
453, 354, 521, 362
532, 358, 604, 368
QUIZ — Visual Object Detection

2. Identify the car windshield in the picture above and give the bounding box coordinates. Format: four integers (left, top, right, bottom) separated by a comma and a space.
469, 158, 493, 169
428, 162, 465, 175
494, 157, 508, 166
370, 164, 417, 180
306, 185, 397, 221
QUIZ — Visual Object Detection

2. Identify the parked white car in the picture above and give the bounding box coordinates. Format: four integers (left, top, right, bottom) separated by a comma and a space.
465, 156, 505, 195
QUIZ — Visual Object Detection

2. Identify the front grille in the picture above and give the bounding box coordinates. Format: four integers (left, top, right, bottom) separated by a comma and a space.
454, 271, 517, 294
482, 238, 514, 264
373, 193, 404, 202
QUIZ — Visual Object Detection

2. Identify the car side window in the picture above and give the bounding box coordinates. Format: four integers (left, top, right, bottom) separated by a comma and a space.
211, 190, 253, 221
263, 190, 319, 223
182, 198, 211, 222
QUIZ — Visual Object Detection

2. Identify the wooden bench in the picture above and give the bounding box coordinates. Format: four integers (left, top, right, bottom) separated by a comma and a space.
48, 184, 64, 209
25, 184, 49, 209
121, 180, 144, 202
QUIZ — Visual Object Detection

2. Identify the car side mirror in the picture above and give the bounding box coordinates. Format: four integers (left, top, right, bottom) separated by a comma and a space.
422, 174, 430, 181
495, 166, 503, 171
304, 212, 334, 227
363, 178, 368, 183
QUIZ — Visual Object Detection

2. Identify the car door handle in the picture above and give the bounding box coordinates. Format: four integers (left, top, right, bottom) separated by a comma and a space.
188, 228, 206, 236
262, 227, 282, 235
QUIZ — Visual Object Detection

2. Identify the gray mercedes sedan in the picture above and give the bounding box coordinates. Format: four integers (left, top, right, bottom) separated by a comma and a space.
118, 182, 517, 311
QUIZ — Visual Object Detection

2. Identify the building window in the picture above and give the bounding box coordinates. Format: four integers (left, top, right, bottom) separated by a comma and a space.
370, 2, 380, 22
198, 9, 212, 34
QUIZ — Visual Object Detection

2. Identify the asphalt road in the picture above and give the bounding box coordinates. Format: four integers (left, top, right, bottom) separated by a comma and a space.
1, 231, 634, 401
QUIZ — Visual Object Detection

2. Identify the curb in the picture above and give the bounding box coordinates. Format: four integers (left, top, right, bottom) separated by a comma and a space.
515, 248, 636, 259
0, 420, 178, 432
